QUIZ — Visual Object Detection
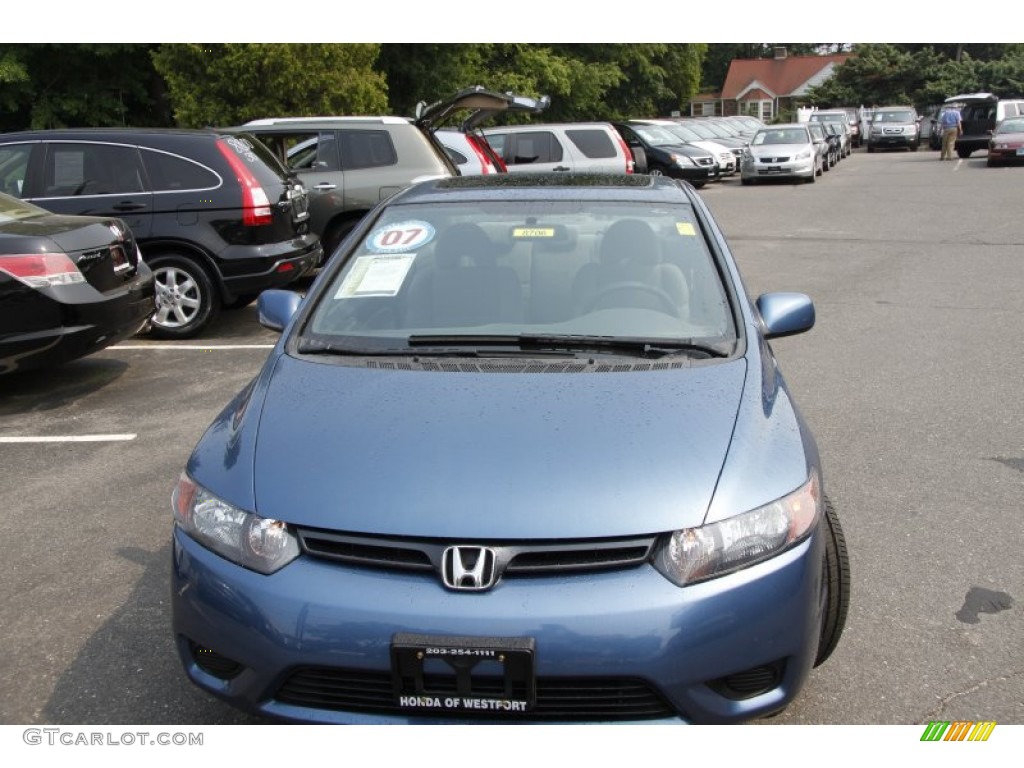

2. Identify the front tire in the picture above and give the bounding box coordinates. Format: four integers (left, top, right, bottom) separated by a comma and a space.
814, 495, 851, 667
148, 254, 219, 339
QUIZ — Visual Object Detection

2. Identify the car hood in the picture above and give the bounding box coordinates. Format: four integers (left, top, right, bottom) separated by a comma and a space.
232, 355, 748, 539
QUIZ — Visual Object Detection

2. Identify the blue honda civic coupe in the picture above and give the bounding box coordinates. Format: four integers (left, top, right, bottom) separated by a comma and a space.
171, 173, 849, 724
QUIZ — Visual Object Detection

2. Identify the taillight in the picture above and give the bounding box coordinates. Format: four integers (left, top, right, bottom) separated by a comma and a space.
216, 139, 274, 226
468, 133, 507, 173
465, 134, 495, 174
613, 131, 635, 174
0, 253, 86, 288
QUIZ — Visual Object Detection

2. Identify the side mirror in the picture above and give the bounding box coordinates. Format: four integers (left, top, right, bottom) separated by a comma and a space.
756, 292, 815, 339
257, 289, 303, 332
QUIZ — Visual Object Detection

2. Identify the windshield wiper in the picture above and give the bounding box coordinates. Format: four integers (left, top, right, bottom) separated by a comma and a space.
296, 338, 412, 356
406, 334, 733, 358
295, 337, 569, 359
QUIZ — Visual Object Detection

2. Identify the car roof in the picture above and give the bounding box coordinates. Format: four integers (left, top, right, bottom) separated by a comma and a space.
944, 92, 997, 103
0, 127, 226, 140
482, 122, 614, 130
390, 173, 694, 205
243, 116, 413, 127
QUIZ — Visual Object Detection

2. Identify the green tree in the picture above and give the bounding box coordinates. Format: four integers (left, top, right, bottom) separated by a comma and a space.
151, 43, 389, 127
803, 44, 945, 108
379, 43, 706, 123
0, 44, 168, 131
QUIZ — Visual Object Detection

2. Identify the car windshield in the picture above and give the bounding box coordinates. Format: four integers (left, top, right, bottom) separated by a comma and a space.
752, 128, 808, 145
661, 124, 702, 142
679, 122, 718, 139
302, 199, 736, 354
873, 110, 915, 123
631, 125, 684, 147
996, 117, 1024, 133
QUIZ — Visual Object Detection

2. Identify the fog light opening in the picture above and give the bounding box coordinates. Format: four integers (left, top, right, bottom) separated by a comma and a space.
189, 640, 244, 680
706, 659, 786, 700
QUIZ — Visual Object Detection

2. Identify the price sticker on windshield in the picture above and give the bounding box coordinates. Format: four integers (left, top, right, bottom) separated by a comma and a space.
676, 222, 696, 236
366, 220, 435, 253
513, 227, 555, 238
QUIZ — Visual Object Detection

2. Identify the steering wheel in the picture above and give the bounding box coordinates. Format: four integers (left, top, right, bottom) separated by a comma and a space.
583, 281, 679, 317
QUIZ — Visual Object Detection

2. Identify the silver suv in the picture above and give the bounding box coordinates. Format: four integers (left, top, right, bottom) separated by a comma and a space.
481, 123, 636, 174
243, 88, 551, 261
866, 106, 920, 152
241, 116, 455, 260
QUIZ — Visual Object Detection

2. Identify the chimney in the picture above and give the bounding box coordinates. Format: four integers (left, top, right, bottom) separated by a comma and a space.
774, 46, 787, 60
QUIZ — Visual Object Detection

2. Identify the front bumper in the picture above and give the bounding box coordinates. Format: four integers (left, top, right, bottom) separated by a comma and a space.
171, 525, 824, 724
869, 133, 917, 148
741, 157, 815, 180
666, 163, 720, 185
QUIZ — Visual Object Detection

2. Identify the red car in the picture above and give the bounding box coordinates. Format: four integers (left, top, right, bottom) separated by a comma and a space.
987, 117, 1024, 166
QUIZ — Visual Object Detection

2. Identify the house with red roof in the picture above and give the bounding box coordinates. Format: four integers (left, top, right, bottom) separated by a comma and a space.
687, 47, 852, 121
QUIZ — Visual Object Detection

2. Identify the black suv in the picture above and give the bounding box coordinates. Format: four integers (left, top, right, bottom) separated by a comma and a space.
0, 128, 322, 338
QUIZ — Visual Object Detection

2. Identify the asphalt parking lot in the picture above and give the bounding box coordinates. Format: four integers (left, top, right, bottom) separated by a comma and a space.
1, 147, 1021, 725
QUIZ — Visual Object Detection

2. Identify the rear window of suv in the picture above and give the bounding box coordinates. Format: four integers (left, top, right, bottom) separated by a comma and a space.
141, 149, 219, 191
565, 129, 616, 159
338, 130, 397, 170
219, 133, 292, 188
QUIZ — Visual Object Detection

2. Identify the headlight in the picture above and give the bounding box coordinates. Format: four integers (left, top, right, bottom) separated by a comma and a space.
172, 473, 300, 574
653, 475, 821, 586
795, 149, 811, 160
670, 154, 695, 167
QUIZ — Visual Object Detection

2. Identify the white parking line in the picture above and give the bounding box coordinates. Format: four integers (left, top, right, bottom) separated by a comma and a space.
0, 434, 138, 443
112, 344, 275, 350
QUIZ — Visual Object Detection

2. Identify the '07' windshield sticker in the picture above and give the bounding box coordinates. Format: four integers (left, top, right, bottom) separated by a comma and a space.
366, 220, 435, 253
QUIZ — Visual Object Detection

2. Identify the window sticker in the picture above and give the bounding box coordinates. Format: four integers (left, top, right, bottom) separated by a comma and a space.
366, 220, 435, 253
676, 222, 696, 236
53, 152, 85, 187
334, 253, 416, 298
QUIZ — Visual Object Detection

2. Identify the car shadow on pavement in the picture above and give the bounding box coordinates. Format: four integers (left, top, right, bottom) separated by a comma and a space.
42, 543, 271, 725
0, 357, 129, 416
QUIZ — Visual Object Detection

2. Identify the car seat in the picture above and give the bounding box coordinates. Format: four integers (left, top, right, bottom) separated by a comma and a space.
404, 223, 523, 328
572, 219, 687, 317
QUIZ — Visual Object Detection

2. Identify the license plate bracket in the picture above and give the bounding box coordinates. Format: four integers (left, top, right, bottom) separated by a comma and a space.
391, 633, 536, 714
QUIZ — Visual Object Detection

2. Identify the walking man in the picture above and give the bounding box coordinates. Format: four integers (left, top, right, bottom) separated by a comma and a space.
940, 105, 963, 160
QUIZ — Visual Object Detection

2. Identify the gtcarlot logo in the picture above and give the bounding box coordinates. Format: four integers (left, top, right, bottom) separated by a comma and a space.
920, 721, 996, 742
23, 729, 203, 746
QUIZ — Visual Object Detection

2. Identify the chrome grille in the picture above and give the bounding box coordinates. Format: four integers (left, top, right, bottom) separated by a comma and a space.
297, 529, 657, 582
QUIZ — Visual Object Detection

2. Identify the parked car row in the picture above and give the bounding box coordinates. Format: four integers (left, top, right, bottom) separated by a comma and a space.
741, 118, 859, 185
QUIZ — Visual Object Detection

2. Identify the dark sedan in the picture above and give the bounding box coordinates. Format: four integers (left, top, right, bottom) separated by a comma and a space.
612, 122, 720, 187
0, 192, 154, 374
987, 117, 1024, 166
